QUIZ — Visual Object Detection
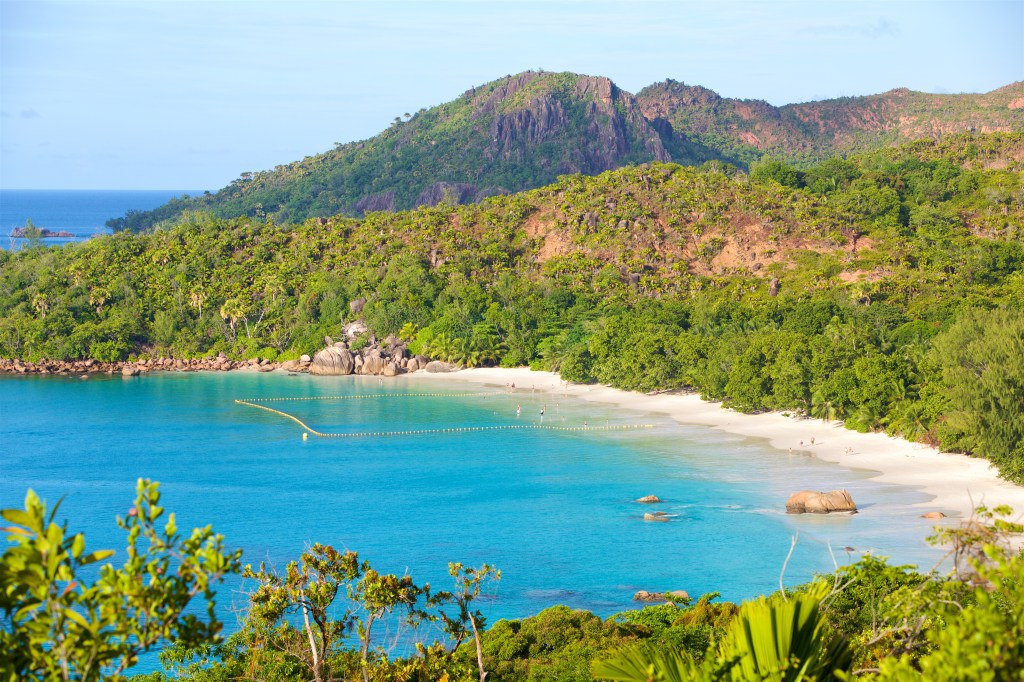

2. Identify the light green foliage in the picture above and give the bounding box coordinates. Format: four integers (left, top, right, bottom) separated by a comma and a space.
594, 585, 851, 682
867, 507, 1024, 681
875, 551, 1024, 682
432, 563, 502, 681
0, 479, 241, 682
242, 544, 432, 682
719, 584, 852, 681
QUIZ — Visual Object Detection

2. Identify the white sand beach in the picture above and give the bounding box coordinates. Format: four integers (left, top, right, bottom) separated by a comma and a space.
408, 367, 1024, 525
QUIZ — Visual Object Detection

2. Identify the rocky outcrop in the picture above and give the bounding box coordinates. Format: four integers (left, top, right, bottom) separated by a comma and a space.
416, 182, 479, 208
10, 227, 74, 238
786, 490, 858, 514
1, 323, 433, 380
643, 511, 670, 522
633, 590, 689, 602
0, 355, 313, 377
636, 495, 662, 503
306, 333, 426, 378
309, 345, 356, 375
354, 191, 396, 214
424, 361, 459, 373
358, 351, 387, 375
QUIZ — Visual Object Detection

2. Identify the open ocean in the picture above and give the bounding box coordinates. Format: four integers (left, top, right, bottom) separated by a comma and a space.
0, 189, 204, 249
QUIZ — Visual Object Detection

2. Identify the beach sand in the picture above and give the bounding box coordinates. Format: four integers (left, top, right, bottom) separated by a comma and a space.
407, 367, 1024, 525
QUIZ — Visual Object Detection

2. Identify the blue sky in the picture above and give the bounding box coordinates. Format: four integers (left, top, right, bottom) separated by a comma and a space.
2, 0, 1021, 190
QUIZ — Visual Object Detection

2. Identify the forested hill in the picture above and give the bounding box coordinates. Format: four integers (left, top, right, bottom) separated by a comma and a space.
6, 132, 1024, 481
110, 73, 1024, 229
636, 80, 1024, 168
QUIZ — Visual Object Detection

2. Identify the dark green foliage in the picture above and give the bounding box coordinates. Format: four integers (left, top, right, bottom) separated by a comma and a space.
929, 307, 1024, 480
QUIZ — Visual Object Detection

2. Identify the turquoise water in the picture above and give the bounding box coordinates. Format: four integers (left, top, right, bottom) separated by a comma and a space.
0, 372, 944, 648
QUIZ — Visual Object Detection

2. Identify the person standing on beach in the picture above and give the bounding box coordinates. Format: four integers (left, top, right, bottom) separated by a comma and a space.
516, 404, 521, 418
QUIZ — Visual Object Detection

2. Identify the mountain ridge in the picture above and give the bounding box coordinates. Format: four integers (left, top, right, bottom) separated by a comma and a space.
111, 72, 1024, 229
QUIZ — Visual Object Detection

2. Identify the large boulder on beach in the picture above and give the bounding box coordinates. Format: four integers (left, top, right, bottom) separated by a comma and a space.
425, 361, 459, 373
360, 352, 387, 375
786, 490, 857, 514
310, 346, 355, 375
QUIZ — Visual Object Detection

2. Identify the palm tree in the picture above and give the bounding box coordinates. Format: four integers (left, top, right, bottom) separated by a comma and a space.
593, 586, 851, 682
219, 299, 246, 342
810, 389, 840, 422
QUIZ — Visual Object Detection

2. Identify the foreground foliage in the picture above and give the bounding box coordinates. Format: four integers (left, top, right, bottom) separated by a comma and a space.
2, 481, 1022, 681
0, 480, 242, 682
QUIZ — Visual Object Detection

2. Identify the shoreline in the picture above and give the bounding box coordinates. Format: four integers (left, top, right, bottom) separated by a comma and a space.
406, 367, 1024, 525
7, 358, 1023, 532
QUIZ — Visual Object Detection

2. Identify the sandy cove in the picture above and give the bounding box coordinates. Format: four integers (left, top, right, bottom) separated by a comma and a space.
407, 366, 1024, 524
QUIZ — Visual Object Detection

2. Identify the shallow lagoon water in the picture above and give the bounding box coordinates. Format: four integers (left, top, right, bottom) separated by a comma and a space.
1, 372, 944, 640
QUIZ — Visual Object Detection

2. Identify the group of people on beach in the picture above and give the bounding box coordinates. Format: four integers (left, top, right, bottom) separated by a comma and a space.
788, 436, 856, 456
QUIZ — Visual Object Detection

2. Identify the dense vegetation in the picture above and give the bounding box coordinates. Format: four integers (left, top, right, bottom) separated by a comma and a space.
108, 73, 1024, 228
3, 482, 1022, 681
4, 132, 1023, 480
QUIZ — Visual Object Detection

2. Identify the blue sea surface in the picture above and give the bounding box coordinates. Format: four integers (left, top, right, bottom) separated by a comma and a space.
0, 189, 204, 249
0, 371, 946, 633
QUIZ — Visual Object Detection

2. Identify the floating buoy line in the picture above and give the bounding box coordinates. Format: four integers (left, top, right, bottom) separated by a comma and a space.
233, 395, 653, 440
236, 392, 496, 403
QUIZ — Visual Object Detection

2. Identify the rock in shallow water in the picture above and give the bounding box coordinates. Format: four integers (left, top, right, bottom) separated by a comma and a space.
785, 489, 857, 514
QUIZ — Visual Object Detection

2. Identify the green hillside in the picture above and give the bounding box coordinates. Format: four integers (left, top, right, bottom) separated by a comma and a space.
5, 132, 1024, 481
637, 79, 1024, 167
110, 74, 1024, 230
111, 71, 687, 228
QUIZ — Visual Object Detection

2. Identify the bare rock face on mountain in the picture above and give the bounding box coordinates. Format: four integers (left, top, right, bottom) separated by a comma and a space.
485, 74, 670, 176
309, 346, 355, 375
786, 490, 858, 514
416, 182, 480, 208
354, 192, 396, 214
